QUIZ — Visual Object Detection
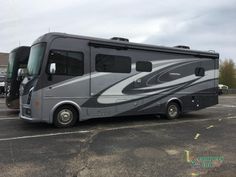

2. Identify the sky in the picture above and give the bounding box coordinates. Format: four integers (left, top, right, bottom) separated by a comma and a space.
0, 0, 235, 61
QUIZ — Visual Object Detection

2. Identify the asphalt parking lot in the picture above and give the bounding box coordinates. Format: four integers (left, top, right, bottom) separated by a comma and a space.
0, 96, 235, 177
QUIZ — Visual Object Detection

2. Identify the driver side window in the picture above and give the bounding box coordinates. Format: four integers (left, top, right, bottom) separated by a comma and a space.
48, 50, 84, 76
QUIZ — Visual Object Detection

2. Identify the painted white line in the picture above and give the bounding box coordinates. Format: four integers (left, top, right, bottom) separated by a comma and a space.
102, 117, 235, 132
194, 133, 200, 140
221, 96, 236, 98
226, 116, 236, 119
207, 104, 236, 109
97, 116, 236, 133
207, 107, 219, 109
0, 116, 235, 142
220, 104, 236, 108
0, 117, 18, 120
0, 130, 92, 142
206, 125, 214, 129
0, 109, 19, 112
0, 108, 19, 110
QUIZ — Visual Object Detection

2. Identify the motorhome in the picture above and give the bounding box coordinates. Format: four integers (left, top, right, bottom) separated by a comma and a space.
20, 33, 219, 127
6, 46, 30, 109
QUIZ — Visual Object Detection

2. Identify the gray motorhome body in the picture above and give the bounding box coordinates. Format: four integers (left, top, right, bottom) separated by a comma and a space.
20, 33, 219, 127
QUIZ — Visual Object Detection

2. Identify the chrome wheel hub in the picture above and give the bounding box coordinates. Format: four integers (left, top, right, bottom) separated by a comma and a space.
57, 109, 73, 125
168, 105, 177, 117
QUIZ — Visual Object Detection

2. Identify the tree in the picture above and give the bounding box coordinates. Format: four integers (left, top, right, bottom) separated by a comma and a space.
219, 59, 236, 88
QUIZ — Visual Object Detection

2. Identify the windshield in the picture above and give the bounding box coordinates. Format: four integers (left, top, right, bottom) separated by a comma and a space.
6, 52, 16, 79
27, 43, 46, 76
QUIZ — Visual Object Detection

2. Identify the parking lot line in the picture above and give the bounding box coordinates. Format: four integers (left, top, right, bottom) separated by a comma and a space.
0, 117, 19, 120
227, 116, 236, 119
0, 130, 92, 142
220, 104, 236, 108
0, 107, 19, 110
103, 116, 236, 132
221, 96, 236, 98
0, 116, 235, 142
208, 104, 236, 109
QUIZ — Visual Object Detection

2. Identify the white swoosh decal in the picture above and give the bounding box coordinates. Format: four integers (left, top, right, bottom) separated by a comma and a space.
97, 59, 194, 104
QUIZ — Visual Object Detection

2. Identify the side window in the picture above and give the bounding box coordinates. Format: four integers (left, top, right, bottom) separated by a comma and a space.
95, 54, 131, 73
195, 67, 205, 76
49, 51, 67, 75
48, 50, 84, 76
67, 52, 84, 76
136, 61, 152, 72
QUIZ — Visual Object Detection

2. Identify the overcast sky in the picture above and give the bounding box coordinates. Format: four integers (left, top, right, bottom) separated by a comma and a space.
0, 0, 235, 61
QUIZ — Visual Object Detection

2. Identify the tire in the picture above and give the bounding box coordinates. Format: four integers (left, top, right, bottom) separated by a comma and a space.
166, 102, 180, 120
53, 105, 78, 128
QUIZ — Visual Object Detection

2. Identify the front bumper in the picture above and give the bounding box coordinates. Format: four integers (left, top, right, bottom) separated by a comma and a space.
20, 114, 41, 122
20, 105, 44, 123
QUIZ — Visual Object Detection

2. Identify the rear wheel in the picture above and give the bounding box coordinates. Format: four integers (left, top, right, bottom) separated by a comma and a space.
166, 102, 180, 119
53, 105, 78, 128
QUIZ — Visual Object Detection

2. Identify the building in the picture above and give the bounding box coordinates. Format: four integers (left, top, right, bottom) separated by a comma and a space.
0, 52, 9, 76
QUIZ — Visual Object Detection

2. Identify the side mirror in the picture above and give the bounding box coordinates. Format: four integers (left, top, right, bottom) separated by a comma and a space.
17, 68, 23, 77
49, 63, 56, 74
17, 68, 27, 81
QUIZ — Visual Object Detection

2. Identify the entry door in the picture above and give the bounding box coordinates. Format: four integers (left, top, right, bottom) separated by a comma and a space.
89, 46, 133, 116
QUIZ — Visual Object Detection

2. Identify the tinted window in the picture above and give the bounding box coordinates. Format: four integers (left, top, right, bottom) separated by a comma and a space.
48, 50, 84, 76
7, 52, 16, 78
27, 43, 46, 76
95, 54, 131, 73
136, 61, 152, 72
195, 67, 205, 76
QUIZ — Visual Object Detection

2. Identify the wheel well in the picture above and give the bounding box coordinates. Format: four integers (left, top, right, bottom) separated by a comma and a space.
167, 99, 182, 113
53, 103, 80, 122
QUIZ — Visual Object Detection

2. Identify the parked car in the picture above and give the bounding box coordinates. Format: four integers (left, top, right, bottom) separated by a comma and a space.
0, 81, 5, 95
218, 84, 229, 95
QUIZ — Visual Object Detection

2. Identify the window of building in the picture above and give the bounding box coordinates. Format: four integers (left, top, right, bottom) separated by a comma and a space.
95, 54, 131, 73
48, 50, 84, 76
136, 61, 152, 72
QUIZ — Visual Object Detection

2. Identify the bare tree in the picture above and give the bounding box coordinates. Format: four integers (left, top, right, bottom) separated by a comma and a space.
219, 59, 236, 88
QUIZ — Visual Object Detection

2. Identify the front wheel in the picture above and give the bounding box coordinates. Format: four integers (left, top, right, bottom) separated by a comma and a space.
53, 105, 78, 128
166, 102, 180, 120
